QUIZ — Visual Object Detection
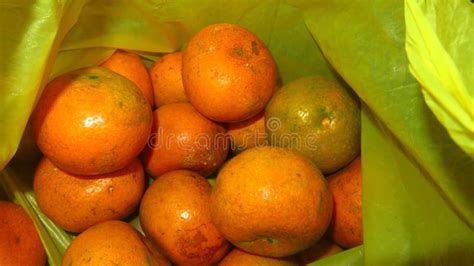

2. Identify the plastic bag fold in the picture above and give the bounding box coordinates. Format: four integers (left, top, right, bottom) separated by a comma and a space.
1, 0, 472, 265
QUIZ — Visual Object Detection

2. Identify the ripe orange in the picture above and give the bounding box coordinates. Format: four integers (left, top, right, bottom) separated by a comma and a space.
265, 76, 360, 174
150, 52, 188, 107
141, 103, 228, 177
227, 111, 267, 154
0, 201, 46, 266
182, 23, 277, 122
140, 170, 230, 265
34, 157, 145, 233
32, 66, 152, 175
297, 238, 343, 264
327, 156, 363, 248
219, 248, 297, 266
210, 146, 332, 257
62, 220, 165, 265
101, 49, 154, 107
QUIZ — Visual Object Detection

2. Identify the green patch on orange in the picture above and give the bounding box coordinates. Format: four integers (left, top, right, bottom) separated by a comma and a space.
265, 76, 360, 174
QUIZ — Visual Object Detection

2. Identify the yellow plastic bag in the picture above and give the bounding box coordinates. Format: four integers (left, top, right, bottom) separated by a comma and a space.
1, 1, 472, 265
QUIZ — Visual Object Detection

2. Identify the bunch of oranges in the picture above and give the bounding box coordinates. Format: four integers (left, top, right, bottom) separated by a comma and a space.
3, 23, 363, 265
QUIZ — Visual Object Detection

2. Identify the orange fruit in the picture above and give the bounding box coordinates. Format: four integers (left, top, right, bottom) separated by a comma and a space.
150, 52, 188, 107
32, 66, 152, 175
297, 238, 343, 265
265, 76, 360, 174
227, 111, 267, 154
140, 170, 230, 265
0, 201, 46, 266
182, 23, 277, 122
219, 248, 297, 266
62, 220, 165, 265
34, 157, 145, 233
141, 103, 228, 177
327, 156, 363, 248
101, 49, 154, 107
210, 146, 332, 257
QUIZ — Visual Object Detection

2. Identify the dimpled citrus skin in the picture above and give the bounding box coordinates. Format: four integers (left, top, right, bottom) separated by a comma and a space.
210, 146, 333, 257
140, 170, 230, 265
227, 111, 267, 154
0, 201, 46, 266
101, 49, 155, 107
265, 76, 360, 174
141, 103, 228, 177
34, 157, 145, 233
219, 248, 297, 266
32, 66, 152, 175
182, 23, 277, 122
62, 220, 160, 266
150, 52, 188, 107
327, 156, 363, 248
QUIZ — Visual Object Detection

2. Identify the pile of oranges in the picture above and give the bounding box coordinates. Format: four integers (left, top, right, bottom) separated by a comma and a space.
1, 23, 363, 266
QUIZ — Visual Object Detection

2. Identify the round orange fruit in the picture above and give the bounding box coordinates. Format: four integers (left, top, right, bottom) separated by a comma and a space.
219, 248, 297, 266
62, 220, 164, 265
32, 66, 152, 175
327, 156, 363, 248
227, 111, 267, 154
150, 52, 188, 107
141, 103, 228, 177
34, 157, 145, 233
182, 23, 277, 122
210, 146, 332, 257
140, 170, 230, 265
265, 76, 360, 174
0, 201, 46, 266
101, 49, 154, 107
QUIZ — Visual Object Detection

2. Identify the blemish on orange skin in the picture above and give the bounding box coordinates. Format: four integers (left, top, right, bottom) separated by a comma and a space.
0, 202, 46, 266
210, 146, 333, 257
327, 156, 362, 248
62, 221, 166, 265
150, 52, 189, 107
182, 23, 278, 122
141, 103, 228, 178
140, 170, 230, 265
32, 67, 152, 175
101, 50, 154, 108
34, 157, 145, 233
